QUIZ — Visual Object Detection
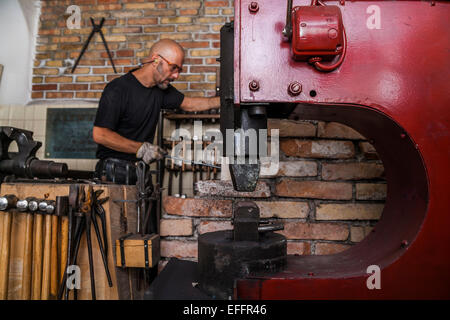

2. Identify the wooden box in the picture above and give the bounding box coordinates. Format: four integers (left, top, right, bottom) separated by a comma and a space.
115, 234, 159, 268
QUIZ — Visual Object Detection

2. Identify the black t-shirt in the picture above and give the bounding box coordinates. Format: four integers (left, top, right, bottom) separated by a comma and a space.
94, 70, 184, 161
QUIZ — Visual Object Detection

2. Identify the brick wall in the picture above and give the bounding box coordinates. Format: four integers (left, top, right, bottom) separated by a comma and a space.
160, 119, 386, 265
32, 0, 234, 100
32, 1, 386, 266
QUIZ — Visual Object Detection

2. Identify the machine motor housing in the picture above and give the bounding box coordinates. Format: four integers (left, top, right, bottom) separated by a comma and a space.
291, 5, 344, 61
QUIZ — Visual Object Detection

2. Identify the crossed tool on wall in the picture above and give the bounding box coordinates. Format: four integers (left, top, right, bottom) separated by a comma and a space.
71, 17, 117, 74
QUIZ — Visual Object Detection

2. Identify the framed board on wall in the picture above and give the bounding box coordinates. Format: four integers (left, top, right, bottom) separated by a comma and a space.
45, 108, 97, 159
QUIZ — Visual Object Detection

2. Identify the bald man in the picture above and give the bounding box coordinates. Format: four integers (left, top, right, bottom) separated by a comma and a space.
93, 39, 219, 184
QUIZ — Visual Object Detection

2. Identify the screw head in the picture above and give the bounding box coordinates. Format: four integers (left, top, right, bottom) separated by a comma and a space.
328, 28, 338, 39
401, 240, 409, 247
288, 81, 302, 96
249, 80, 260, 91
249, 2, 259, 13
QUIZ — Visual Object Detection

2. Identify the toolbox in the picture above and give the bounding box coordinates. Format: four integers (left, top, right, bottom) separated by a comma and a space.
116, 233, 160, 268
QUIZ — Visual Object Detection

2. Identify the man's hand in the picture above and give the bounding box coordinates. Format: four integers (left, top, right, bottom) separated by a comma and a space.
136, 142, 167, 164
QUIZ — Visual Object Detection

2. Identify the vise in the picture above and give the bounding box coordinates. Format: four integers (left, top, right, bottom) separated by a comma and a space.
0, 126, 68, 182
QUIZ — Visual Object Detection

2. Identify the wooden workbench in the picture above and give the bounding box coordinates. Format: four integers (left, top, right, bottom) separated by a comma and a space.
0, 182, 147, 300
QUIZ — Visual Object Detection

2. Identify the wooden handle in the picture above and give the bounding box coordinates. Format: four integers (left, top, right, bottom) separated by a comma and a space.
0, 211, 13, 300
50, 215, 58, 298
31, 214, 43, 300
21, 213, 34, 300
59, 217, 69, 281
40, 214, 52, 300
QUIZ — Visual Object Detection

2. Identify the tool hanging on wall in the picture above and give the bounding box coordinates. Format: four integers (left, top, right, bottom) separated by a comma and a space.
71, 17, 117, 74
0, 195, 18, 300
58, 185, 112, 300
19, 197, 36, 300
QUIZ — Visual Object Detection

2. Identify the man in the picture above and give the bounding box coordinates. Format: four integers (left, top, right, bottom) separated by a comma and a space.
93, 39, 220, 184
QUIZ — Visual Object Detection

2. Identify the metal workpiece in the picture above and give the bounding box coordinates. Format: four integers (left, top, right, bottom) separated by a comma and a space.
233, 201, 260, 241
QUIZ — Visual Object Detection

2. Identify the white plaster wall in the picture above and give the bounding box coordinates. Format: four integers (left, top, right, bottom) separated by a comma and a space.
0, 0, 40, 105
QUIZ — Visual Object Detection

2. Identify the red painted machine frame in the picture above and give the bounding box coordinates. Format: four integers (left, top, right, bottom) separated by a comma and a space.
233, 0, 450, 299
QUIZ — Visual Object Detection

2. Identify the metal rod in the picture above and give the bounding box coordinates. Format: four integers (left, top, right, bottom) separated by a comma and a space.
164, 155, 221, 169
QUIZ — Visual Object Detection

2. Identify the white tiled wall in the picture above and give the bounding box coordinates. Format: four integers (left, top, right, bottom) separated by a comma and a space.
0, 102, 98, 171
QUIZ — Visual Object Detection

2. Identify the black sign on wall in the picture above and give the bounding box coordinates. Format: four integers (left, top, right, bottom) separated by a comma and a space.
45, 108, 97, 159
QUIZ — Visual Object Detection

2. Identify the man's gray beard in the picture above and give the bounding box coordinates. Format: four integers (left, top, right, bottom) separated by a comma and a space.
157, 82, 169, 90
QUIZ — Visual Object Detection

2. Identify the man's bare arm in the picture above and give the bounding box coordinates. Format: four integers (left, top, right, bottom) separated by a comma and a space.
92, 126, 142, 154
180, 96, 220, 112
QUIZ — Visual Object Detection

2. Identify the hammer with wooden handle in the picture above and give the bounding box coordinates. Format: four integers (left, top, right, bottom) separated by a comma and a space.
55, 196, 68, 299
0, 194, 18, 300
17, 197, 37, 300
40, 200, 54, 300
31, 199, 46, 300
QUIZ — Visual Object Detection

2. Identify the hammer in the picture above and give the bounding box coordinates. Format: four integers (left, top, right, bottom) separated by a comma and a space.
0, 194, 18, 300
17, 197, 36, 300
55, 196, 68, 299
31, 199, 46, 300
38, 199, 53, 300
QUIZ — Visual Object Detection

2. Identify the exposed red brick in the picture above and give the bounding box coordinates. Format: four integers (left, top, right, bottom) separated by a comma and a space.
116, 50, 134, 57
321, 163, 385, 180
317, 122, 365, 140
356, 183, 387, 200
260, 161, 317, 178
195, 180, 271, 198
31, 92, 44, 99
32, 84, 57, 91
315, 243, 352, 255
160, 240, 197, 259
163, 196, 232, 217
205, 1, 229, 7
268, 119, 316, 137
75, 92, 102, 99
127, 18, 158, 25
255, 201, 309, 218
316, 203, 384, 220
275, 179, 352, 200
280, 139, 355, 159
46, 92, 73, 99
287, 242, 311, 255
277, 222, 349, 241
198, 221, 233, 234
59, 84, 89, 91
160, 219, 193, 236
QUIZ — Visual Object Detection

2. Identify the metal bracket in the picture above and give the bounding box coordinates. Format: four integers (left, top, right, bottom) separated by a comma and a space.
118, 233, 133, 269
143, 234, 153, 269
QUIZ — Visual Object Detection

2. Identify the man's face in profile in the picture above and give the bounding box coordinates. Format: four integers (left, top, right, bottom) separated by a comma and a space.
154, 51, 183, 90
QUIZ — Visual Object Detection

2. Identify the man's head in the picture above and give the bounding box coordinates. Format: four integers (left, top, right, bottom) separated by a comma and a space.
142, 39, 185, 90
